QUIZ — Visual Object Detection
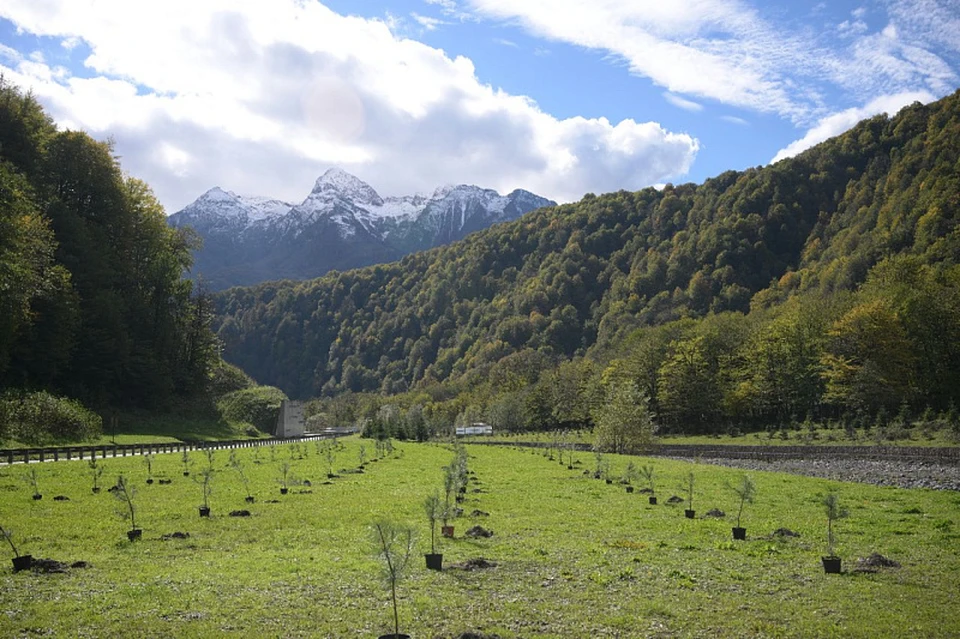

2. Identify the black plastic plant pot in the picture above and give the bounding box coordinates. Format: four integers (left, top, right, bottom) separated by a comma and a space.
425, 553, 443, 571
685, 509, 696, 519
199, 506, 211, 517
146, 479, 154, 485
11, 555, 32, 572
280, 488, 288, 495
605, 479, 613, 485
567, 465, 574, 470
822, 556, 842, 574
377, 634, 411, 639
92, 487, 101, 494
183, 471, 190, 477
732, 527, 746, 540
245, 496, 256, 503
649, 496, 657, 505
327, 473, 336, 479
127, 529, 142, 542
32, 494, 42, 501
626, 486, 634, 493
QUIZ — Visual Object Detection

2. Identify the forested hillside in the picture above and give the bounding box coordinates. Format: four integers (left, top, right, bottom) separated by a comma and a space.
0, 79, 218, 422
215, 91, 960, 434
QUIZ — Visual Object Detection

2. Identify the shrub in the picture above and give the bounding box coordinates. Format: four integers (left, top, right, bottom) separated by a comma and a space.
0, 391, 101, 444
216, 385, 287, 434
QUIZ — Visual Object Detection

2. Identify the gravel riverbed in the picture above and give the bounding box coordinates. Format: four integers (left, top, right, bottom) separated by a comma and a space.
668, 456, 960, 491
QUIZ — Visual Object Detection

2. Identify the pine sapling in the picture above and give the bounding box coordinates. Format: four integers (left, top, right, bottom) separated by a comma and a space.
824, 493, 849, 557
731, 474, 756, 529
372, 520, 416, 639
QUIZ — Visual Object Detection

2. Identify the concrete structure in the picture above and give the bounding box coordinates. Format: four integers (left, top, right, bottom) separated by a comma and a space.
274, 400, 305, 438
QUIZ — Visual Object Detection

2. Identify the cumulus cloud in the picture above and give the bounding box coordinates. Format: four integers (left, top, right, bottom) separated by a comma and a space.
0, 0, 698, 211
770, 90, 935, 163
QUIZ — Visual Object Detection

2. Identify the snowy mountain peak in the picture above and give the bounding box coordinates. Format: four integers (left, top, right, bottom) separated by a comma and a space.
168, 171, 555, 290
198, 186, 238, 203
310, 168, 383, 206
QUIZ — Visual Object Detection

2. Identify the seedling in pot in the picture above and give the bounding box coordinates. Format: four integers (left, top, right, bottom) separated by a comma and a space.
442, 462, 457, 537
372, 520, 415, 639
359, 444, 367, 468
423, 492, 443, 570
277, 462, 293, 494
622, 461, 638, 492
324, 443, 337, 478
143, 454, 155, 484
640, 465, 657, 504
23, 467, 42, 500
684, 472, 696, 518
181, 450, 192, 476
729, 474, 755, 540
194, 452, 215, 517
822, 492, 849, 573
230, 451, 255, 503
113, 474, 141, 541
1, 524, 32, 572
89, 458, 105, 493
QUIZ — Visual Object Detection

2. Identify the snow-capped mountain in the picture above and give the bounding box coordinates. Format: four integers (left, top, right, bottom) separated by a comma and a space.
168, 168, 555, 290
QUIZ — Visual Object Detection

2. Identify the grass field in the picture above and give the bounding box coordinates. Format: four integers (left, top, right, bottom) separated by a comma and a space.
1, 438, 958, 638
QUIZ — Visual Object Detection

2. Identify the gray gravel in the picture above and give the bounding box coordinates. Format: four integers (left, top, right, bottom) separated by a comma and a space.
667, 456, 960, 491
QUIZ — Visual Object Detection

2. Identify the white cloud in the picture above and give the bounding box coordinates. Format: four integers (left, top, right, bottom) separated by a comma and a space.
0, 0, 698, 210
411, 13, 446, 31
663, 92, 703, 112
466, 0, 959, 124
771, 90, 935, 163
720, 115, 748, 126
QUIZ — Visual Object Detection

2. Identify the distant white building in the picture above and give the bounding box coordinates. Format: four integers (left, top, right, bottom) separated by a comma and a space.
274, 400, 305, 438
455, 422, 493, 436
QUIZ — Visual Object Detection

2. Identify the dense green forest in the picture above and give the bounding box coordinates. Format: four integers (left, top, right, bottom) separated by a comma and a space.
0, 79, 225, 442
216, 90, 960, 437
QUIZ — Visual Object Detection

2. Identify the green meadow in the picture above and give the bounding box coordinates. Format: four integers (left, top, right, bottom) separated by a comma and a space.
1, 438, 958, 638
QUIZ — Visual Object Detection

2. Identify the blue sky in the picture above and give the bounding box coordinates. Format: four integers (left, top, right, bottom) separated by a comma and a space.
0, 0, 957, 212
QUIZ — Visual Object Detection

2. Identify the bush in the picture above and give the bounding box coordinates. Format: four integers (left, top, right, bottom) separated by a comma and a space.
208, 362, 255, 398
216, 386, 287, 434
0, 391, 102, 444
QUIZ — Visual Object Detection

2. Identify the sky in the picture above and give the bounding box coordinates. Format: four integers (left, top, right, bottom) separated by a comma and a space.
0, 0, 958, 213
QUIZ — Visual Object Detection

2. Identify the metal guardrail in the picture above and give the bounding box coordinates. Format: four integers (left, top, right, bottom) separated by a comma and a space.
0, 429, 359, 465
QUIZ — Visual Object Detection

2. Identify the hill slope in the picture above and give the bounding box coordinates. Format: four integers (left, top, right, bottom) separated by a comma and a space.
214, 92, 960, 408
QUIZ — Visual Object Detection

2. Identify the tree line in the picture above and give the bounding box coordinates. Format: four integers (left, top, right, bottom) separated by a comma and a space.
215, 90, 960, 437
0, 79, 219, 440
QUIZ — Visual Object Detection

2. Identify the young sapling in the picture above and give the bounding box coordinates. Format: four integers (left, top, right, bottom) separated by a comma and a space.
181, 450, 191, 476
143, 453, 155, 484
325, 443, 336, 478
730, 474, 755, 539
89, 458, 105, 493
114, 475, 140, 540
685, 471, 696, 518
622, 461, 638, 491
640, 465, 656, 504
24, 467, 41, 500
423, 492, 443, 570
230, 451, 254, 503
195, 452, 215, 516
1, 524, 31, 571
372, 520, 416, 639
359, 444, 367, 468
278, 461, 292, 494
823, 492, 849, 570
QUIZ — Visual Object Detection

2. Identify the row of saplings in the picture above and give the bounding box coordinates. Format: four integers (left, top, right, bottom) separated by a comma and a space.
533, 445, 852, 575
2, 438, 399, 573
371, 443, 485, 639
